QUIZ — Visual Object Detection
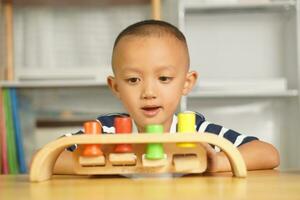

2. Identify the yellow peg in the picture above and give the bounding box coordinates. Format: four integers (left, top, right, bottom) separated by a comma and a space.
177, 111, 196, 148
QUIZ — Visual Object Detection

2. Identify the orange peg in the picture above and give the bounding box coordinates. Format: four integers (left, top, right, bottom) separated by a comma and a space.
113, 117, 133, 153
81, 121, 103, 156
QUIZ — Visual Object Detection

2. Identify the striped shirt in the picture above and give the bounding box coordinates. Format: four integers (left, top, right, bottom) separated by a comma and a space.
66, 112, 258, 152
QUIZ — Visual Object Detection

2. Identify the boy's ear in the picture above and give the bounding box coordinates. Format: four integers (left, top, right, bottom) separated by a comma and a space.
107, 76, 121, 99
182, 70, 198, 96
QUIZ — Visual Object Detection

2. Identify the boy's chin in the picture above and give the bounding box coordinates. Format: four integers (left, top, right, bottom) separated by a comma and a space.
137, 118, 166, 131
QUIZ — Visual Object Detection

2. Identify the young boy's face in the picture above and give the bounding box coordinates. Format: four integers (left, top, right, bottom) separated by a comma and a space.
108, 35, 197, 132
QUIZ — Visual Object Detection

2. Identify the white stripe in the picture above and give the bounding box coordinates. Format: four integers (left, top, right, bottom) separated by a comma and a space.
214, 127, 229, 152
103, 126, 115, 133
234, 135, 247, 147
214, 146, 221, 152
198, 121, 210, 133
95, 119, 103, 126
218, 127, 229, 138
132, 119, 138, 134
170, 115, 178, 133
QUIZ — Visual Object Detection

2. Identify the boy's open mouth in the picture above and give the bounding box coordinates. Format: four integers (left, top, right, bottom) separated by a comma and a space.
141, 106, 162, 117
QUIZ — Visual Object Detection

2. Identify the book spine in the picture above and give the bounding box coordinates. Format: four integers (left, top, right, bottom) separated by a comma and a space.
0, 88, 8, 174
3, 88, 19, 174
11, 88, 27, 173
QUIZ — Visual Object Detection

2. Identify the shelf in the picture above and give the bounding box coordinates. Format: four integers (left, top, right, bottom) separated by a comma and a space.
36, 117, 90, 127
0, 80, 107, 88
181, 0, 296, 11
188, 89, 298, 98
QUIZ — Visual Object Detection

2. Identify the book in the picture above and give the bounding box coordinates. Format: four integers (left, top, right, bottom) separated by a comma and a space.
0, 88, 8, 174
3, 88, 19, 174
0, 89, 2, 173
10, 88, 27, 173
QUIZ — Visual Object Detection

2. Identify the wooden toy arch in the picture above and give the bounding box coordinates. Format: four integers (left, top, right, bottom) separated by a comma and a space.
30, 133, 247, 182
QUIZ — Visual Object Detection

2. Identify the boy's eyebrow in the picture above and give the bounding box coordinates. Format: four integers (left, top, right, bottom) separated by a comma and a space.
156, 65, 176, 71
120, 65, 176, 72
120, 67, 142, 73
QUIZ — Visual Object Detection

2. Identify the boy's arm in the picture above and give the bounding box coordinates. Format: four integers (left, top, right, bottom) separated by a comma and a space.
53, 150, 76, 174
204, 140, 280, 172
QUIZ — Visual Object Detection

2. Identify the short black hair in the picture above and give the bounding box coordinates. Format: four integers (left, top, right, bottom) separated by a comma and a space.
113, 20, 188, 49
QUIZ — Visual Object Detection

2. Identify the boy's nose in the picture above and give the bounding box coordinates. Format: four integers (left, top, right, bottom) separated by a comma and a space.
141, 82, 157, 99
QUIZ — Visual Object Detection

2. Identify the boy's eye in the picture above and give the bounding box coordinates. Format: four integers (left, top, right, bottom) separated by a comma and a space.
126, 77, 140, 84
159, 76, 173, 83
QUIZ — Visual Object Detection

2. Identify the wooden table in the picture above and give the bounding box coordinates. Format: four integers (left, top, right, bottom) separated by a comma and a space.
1, 170, 300, 200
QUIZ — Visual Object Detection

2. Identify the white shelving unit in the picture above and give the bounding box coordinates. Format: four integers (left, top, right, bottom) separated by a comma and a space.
1, 0, 300, 170
176, 0, 300, 169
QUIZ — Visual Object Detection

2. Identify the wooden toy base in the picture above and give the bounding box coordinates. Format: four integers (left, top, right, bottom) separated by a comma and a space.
72, 143, 207, 175
109, 153, 137, 166
79, 155, 105, 166
30, 133, 247, 182
142, 154, 168, 167
173, 154, 200, 172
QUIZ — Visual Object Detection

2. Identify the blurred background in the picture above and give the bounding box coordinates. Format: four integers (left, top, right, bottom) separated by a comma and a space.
0, 0, 299, 172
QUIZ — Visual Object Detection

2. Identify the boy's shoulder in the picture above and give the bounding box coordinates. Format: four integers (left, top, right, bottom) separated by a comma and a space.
192, 111, 206, 123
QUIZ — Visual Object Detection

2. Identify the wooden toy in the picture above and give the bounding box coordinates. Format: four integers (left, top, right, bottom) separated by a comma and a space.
30, 113, 247, 182
30, 133, 247, 182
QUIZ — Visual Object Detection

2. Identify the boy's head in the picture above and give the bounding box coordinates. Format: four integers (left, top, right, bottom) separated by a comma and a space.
107, 20, 197, 132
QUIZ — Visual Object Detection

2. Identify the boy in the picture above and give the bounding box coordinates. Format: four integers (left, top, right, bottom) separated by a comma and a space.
54, 20, 279, 173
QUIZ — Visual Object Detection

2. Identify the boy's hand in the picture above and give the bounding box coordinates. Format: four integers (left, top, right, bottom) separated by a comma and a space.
202, 143, 231, 172
202, 143, 219, 172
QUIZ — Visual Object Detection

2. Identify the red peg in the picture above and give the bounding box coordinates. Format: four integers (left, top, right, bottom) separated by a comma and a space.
81, 121, 103, 156
114, 117, 133, 153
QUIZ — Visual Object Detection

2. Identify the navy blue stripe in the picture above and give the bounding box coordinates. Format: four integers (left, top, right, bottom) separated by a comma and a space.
239, 136, 259, 146
73, 130, 83, 135
66, 144, 77, 152
193, 112, 205, 131
205, 124, 222, 135
65, 130, 83, 151
223, 129, 241, 144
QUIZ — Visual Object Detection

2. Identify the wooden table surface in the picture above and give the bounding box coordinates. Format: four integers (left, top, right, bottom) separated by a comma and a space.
1, 170, 300, 200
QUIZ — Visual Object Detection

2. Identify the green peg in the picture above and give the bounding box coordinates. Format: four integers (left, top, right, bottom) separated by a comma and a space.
145, 125, 165, 160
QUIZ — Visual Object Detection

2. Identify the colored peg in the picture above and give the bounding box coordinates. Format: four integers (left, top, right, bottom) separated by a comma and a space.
142, 124, 168, 167
81, 121, 103, 156
79, 121, 105, 166
109, 116, 137, 166
113, 116, 133, 153
145, 125, 165, 160
177, 111, 196, 148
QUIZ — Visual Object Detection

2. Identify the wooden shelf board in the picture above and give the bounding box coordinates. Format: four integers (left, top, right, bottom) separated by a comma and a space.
188, 89, 299, 98
182, 0, 296, 11
0, 80, 107, 88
